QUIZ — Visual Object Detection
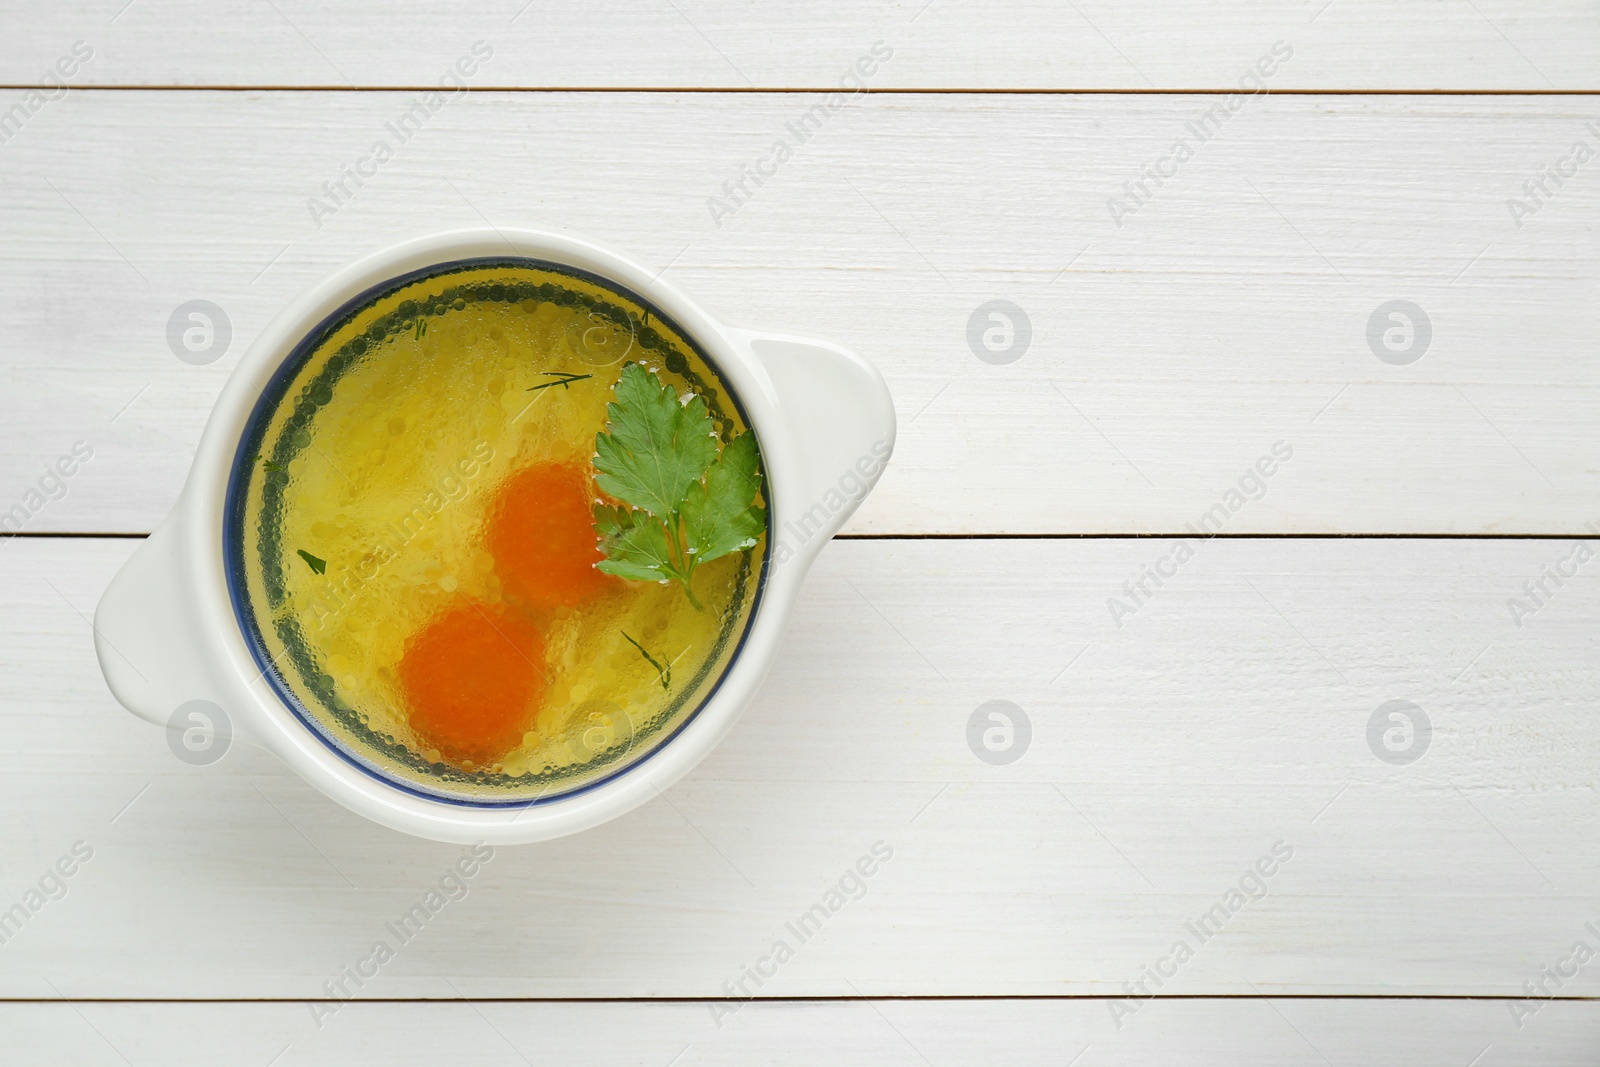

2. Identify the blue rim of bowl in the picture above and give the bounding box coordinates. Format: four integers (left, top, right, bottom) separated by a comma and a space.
221, 255, 769, 809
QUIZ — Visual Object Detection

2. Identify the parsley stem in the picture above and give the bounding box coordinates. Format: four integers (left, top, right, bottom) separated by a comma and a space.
622, 631, 672, 691
527, 371, 594, 392
664, 511, 703, 610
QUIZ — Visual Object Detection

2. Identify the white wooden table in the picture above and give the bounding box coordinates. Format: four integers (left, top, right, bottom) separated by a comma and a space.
4, 3, 1600, 1063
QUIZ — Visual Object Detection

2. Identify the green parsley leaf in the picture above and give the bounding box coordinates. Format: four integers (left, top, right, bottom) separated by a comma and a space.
591, 503, 636, 539
593, 363, 717, 518
592, 363, 765, 609
595, 517, 677, 584
681, 432, 765, 563
296, 549, 327, 575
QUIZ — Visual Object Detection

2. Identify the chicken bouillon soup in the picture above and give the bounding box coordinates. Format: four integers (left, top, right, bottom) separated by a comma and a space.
226, 258, 768, 804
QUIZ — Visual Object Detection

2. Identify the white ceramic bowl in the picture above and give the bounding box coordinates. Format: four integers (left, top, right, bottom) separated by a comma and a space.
94, 228, 895, 844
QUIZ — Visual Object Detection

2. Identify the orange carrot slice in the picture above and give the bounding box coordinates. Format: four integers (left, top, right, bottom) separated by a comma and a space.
398, 599, 546, 769
485, 461, 615, 612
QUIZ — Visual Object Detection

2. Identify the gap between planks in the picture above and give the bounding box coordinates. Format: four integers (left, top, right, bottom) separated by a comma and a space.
1, 994, 1595, 1003
0, 85, 1596, 95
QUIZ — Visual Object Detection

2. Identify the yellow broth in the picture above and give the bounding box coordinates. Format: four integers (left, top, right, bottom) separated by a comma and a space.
229, 260, 767, 803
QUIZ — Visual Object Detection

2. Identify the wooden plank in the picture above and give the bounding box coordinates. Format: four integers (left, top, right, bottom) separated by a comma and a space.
7, 999, 1600, 1066
3, 2, 1598, 90
4, 536, 1598, 998
1, 92, 1597, 536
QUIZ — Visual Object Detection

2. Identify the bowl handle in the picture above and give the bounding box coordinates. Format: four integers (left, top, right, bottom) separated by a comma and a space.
730, 329, 896, 561
94, 517, 213, 728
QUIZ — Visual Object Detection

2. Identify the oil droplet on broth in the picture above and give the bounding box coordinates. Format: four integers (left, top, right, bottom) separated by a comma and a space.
249, 263, 766, 794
